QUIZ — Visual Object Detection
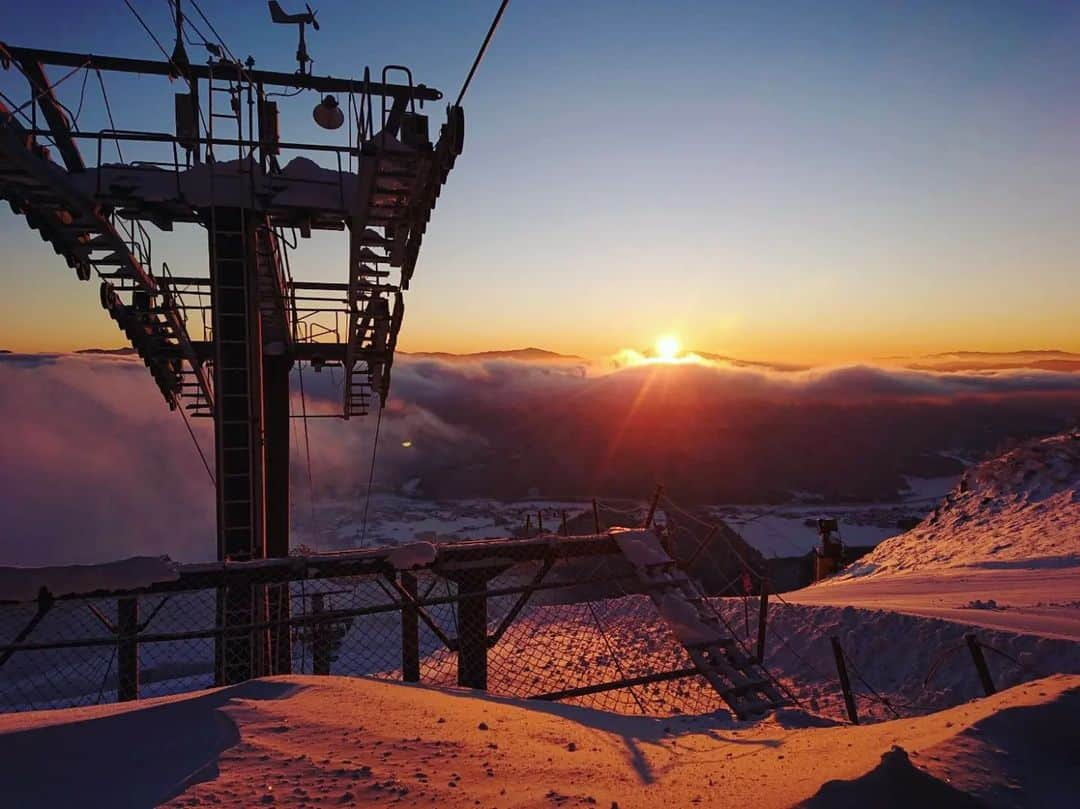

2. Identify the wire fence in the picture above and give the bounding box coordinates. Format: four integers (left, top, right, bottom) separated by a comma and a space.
2, 494, 1074, 724
0, 534, 726, 717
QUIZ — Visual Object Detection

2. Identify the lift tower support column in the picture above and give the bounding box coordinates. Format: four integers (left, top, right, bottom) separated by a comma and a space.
207, 207, 292, 683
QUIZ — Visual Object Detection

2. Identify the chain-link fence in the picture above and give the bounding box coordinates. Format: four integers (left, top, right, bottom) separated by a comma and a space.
0, 534, 728, 717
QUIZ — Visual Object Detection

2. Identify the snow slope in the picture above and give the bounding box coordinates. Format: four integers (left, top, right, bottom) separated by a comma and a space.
791, 431, 1080, 641
839, 431, 1079, 578
0, 673, 1076, 808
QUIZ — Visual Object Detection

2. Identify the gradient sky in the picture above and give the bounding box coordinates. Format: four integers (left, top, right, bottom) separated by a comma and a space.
1, 0, 1078, 363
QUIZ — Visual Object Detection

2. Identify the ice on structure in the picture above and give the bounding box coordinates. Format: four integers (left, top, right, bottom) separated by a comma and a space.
610, 528, 671, 567
70, 154, 378, 212
385, 541, 437, 570
0, 556, 179, 603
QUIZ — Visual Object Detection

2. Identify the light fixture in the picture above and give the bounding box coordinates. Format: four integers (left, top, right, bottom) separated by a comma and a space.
312, 94, 344, 130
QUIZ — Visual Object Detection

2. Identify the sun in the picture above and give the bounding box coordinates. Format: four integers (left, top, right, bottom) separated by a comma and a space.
655, 335, 681, 361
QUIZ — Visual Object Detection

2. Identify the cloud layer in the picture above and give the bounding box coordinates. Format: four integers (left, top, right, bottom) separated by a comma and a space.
1, 351, 1078, 565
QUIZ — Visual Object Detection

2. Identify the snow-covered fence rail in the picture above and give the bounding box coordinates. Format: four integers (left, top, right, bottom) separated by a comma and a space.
0, 533, 726, 716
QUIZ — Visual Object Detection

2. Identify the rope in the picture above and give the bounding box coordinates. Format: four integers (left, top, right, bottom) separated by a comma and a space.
72, 67, 90, 126
841, 646, 902, 719
177, 402, 215, 485
359, 402, 384, 547
662, 493, 764, 577
978, 640, 1048, 679
93, 69, 124, 162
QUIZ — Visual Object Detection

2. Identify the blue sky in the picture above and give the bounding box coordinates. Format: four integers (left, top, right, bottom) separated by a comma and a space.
2, 0, 1079, 361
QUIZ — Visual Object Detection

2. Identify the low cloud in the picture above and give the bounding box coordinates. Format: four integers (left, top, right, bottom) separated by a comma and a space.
1, 351, 1077, 565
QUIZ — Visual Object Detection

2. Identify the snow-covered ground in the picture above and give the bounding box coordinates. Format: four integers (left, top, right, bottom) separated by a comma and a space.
790, 432, 1080, 641
0, 433, 1077, 804
293, 483, 946, 561
292, 497, 595, 551
0, 671, 1075, 808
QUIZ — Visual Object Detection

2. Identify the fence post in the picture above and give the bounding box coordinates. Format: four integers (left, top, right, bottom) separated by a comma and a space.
643, 484, 664, 529
830, 636, 858, 724
592, 498, 601, 534
400, 572, 420, 683
455, 569, 491, 690
964, 633, 996, 696
311, 593, 331, 676
756, 579, 769, 664
117, 596, 139, 702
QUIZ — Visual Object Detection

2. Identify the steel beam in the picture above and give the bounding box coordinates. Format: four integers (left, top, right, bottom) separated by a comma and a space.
0, 44, 442, 101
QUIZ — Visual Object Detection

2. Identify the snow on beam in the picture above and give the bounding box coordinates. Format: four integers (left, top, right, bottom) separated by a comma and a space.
0, 557, 180, 604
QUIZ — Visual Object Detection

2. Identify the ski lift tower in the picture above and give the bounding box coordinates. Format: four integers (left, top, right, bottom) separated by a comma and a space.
0, 1, 463, 682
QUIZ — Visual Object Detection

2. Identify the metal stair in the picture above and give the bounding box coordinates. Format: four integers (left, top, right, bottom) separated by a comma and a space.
613, 529, 785, 720
0, 99, 213, 412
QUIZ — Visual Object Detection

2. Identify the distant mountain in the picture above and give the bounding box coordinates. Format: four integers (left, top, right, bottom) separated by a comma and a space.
75, 347, 137, 356
884, 349, 1080, 373
401, 347, 584, 362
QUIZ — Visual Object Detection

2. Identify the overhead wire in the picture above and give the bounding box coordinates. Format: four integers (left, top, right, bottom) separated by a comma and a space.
455, 0, 511, 107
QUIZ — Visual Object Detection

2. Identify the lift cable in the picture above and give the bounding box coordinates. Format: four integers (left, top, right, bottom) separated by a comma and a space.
455, 0, 511, 107
122, 0, 181, 69
93, 69, 125, 162
358, 401, 384, 547
187, 0, 241, 65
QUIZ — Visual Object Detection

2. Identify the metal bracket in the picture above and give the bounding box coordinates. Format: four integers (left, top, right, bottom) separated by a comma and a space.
487, 556, 554, 648
381, 573, 458, 652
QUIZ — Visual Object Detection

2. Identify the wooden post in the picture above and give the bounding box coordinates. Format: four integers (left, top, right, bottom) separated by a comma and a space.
537, 510, 544, 534
964, 633, 996, 696
755, 579, 769, 664
524, 514, 532, 538
117, 596, 139, 702
400, 572, 420, 683
592, 498, 601, 534
455, 570, 490, 690
560, 510, 567, 536
643, 484, 664, 529
830, 636, 858, 724
311, 593, 331, 676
